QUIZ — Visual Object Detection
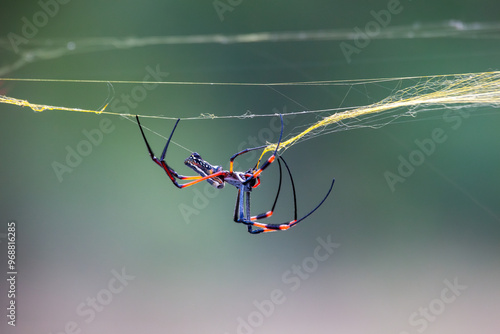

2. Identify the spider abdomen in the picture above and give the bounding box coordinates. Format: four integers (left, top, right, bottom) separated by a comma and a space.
184, 152, 225, 189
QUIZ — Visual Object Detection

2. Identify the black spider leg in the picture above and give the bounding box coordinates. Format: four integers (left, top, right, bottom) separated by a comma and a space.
245, 156, 292, 234
250, 158, 284, 221
247, 158, 335, 234
233, 186, 250, 222
245, 158, 288, 234
228, 114, 284, 176
230, 114, 284, 226
233, 158, 284, 224
280, 156, 297, 220
136, 116, 222, 189
229, 144, 269, 173
234, 188, 242, 222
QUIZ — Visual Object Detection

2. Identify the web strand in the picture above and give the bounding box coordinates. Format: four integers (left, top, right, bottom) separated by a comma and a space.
2, 71, 500, 156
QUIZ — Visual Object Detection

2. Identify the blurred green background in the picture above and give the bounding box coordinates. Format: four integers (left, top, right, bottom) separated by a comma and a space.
1, 1, 499, 333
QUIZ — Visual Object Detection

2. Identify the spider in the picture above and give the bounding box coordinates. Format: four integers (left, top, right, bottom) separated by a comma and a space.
135, 114, 335, 234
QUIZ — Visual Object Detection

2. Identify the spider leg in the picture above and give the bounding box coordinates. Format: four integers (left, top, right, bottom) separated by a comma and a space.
234, 188, 242, 222
248, 179, 334, 234
233, 157, 283, 228
229, 144, 268, 173
249, 158, 284, 221
247, 157, 335, 234
246, 190, 251, 221
136, 116, 225, 189
244, 156, 289, 233
233, 185, 252, 223
233, 187, 249, 222
136, 115, 171, 168
228, 114, 285, 177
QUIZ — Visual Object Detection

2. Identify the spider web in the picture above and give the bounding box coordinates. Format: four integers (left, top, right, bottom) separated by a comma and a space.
1, 21, 500, 155
2, 70, 500, 155
259, 70, 500, 155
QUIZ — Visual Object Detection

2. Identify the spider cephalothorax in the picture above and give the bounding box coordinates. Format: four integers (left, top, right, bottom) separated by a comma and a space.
136, 114, 334, 234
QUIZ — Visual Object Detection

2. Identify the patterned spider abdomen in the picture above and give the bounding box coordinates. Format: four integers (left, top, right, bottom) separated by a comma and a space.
184, 152, 225, 189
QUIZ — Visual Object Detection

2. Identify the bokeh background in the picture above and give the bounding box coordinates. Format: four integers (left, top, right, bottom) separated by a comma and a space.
1, 1, 499, 333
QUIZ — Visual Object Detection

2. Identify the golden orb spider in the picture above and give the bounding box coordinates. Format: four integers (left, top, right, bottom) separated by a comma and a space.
136, 114, 335, 234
